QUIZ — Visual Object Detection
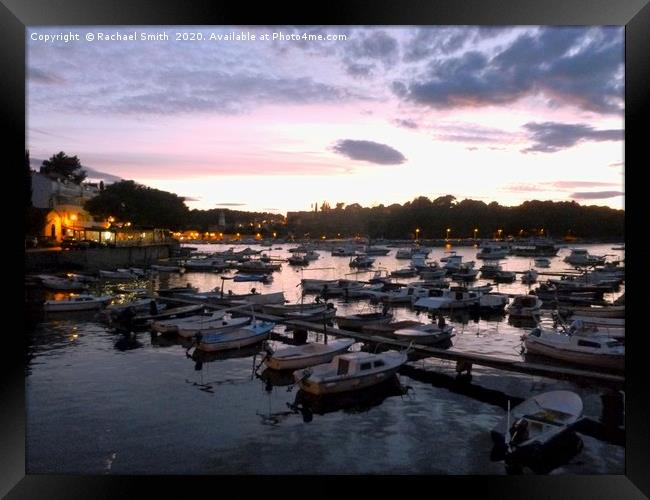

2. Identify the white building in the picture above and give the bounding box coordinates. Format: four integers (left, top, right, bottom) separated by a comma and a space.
31, 171, 100, 209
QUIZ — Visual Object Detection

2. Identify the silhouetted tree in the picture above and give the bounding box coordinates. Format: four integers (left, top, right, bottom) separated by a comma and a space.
40, 151, 87, 184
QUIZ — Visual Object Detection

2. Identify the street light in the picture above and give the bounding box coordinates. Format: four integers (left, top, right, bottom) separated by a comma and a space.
473, 228, 478, 239
446, 228, 451, 240
415, 228, 420, 241
497, 229, 503, 239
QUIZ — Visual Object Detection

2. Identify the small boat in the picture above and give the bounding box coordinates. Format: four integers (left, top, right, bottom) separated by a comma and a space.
294, 350, 408, 395
559, 305, 624, 319
262, 301, 328, 316
534, 258, 551, 268
195, 321, 275, 352
493, 270, 516, 283
390, 267, 417, 278
412, 288, 481, 310
152, 310, 238, 335
233, 274, 272, 283
477, 245, 509, 260
506, 295, 543, 317
183, 258, 229, 271
491, 391, 583, 461
99, 269, 137, 279
521, 270, 539, 284
288, 253, 310, 266
391, 323, 454, 345
44, 294, 112, 312
335, 311, 393, 330
150, 264, 183, 273
157, 285, 199, 296
263, 338, 356, 371
564, 249, 606, 267
133, 304, 205, 325
349, 255, 375, 268
176, 315, 252, 338
523, 326, 624, 371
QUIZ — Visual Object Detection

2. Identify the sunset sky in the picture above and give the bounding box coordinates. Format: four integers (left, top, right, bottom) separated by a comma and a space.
27, 26, 624, 214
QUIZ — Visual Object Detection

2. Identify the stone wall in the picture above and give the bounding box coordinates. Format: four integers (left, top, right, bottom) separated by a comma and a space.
25, 243, 180, 273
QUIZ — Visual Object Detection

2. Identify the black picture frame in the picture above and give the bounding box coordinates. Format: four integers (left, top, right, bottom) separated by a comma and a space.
5, 0, 648, 497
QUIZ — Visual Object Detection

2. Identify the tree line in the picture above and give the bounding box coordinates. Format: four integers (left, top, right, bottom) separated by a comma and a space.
29, 152, 624, 240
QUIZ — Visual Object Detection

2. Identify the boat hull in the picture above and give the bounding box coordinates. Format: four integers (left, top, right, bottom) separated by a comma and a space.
524, 338, 624, 371
298, 366, 402, 395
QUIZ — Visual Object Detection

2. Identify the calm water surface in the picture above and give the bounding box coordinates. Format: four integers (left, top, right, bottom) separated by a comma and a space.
26, 243, 625, 474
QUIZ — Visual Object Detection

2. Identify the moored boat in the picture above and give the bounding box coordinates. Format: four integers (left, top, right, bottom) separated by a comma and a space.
523, 326, 624, 371
263, 338, 356, 371
195, 321, 275, 352
391, 323, 454, 345
293, 350, 408, 395
44, 294, 112, 312
506, 295, 543, 318
491, 391, 583, 461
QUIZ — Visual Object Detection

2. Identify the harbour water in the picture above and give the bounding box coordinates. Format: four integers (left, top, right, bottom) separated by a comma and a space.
25, 243, 625, 474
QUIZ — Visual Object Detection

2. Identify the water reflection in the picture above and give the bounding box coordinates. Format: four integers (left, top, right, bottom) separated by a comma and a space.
258, 367, 296, 390
288, 375, 411, 423
113, 331, 144, 351
189, 343, 265, 370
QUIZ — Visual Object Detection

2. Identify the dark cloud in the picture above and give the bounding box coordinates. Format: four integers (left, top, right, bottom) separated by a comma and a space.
570, 191, 624, 199
394, 27, 623, 114
27, 29, 369, 116
332, 140, 406, 165
393, 118, 419, 129
347, 31, 399, 67
182, 196, 201, 202
215, 203, 247, 207
402, 27, 509, 62
522, 122, 623, 153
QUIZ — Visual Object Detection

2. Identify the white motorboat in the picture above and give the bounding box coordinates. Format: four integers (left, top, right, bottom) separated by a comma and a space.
177, 315, 252, 338
294, 350, 408, 395
391, 323, 454, 345
196, 321, 275, 352
151, 310, 228, 334
477, 245, 509, 260
412, 288, 481, 310
564, 248, 606, 267
523, 326, 624, 371
263, 338, 356, 371
491, 391, 583, 460
44, 294, 112, 312
506, 295, 543, 317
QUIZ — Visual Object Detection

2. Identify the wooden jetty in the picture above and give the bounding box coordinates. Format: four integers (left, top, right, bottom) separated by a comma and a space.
156, 296, 624, 389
